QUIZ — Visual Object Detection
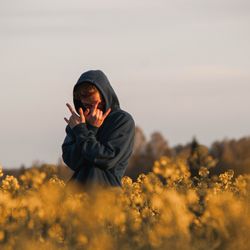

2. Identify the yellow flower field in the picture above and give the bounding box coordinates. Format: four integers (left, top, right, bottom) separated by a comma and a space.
0, 156, 249, 250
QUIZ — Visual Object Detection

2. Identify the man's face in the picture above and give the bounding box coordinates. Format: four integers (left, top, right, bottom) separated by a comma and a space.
80, 91, 105, 113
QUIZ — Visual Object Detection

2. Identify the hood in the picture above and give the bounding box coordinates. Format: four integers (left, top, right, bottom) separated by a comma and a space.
73, 70, 120, 115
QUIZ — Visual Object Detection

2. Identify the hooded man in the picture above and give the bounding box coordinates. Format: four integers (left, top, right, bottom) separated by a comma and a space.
61, 69, 135, 190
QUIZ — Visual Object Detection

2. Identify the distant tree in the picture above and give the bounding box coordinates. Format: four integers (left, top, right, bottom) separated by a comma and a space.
187, 137, 217, 177
125, 128, 172, 180
210, 137, 250, 175
125, 126, 147, 180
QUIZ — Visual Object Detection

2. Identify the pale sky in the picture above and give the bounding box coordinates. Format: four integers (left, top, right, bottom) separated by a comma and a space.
0, 0, 250, 168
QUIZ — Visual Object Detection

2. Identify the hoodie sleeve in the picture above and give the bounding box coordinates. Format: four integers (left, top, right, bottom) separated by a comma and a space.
65, 124, 75, 137
71, 113, 135, 171
86, 123, 99, 135
61, 125, 80, 171
62, 124, 99, 171
66, 123, 99, 136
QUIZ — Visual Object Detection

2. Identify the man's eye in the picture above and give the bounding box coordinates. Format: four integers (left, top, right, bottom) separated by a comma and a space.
83, 103, 104, 110
84, 104, 91, 107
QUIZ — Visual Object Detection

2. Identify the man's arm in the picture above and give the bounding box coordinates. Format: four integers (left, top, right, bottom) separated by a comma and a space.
66, 123, 99, 136
71, 113, 135, 171
61, 124, 99, 171
61, 126, 80, 171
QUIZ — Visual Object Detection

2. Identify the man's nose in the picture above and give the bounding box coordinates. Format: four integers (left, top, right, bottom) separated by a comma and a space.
90, 103, 101, 109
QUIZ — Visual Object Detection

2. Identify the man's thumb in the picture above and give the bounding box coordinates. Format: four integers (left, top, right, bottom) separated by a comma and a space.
79, 108, 85, 121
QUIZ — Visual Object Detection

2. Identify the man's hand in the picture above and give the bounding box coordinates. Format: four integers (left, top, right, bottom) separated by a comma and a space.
85, 103, 111, 128
64, 103, 88, 129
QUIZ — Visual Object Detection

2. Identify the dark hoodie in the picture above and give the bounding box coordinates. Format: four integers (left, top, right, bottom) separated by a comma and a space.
61, 70, 135, 190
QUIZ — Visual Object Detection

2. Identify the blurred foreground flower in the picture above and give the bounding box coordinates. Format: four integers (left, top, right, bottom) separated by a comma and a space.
0, 159, 249, 250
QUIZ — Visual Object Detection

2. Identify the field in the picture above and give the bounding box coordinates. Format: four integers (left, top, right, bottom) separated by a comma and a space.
0, 156, 249, 250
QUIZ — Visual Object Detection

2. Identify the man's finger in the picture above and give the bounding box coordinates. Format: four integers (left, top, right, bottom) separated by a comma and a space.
99, 110, 103, 119
96, 109, 101, 120
64, 117, 69, 123
102, 108, 111, 120
91, 102, 99, 116
66, 103, 77, 115
78, 108, 85, 122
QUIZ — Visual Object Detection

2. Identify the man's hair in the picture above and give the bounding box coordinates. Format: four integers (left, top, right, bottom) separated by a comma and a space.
73, 82, 99, 100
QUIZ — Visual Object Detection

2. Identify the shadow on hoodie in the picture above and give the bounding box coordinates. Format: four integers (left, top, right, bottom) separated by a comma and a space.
61, 70, 135, 191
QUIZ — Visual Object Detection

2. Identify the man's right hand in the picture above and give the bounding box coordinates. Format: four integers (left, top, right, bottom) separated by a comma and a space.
64, 103, 88, 129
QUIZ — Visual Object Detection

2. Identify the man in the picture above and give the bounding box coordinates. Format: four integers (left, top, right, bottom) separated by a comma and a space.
61, 69, 135, 190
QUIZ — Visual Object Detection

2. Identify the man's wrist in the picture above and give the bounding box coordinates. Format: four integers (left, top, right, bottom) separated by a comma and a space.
72, 122, 88, 136
71, 122, 99, 136
87, 123, 99, 134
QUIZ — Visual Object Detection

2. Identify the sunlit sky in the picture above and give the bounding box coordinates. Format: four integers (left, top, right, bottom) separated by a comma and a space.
0, 0, 250, 168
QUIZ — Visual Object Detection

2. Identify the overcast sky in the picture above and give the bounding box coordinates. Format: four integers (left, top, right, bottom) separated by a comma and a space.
0, 0, 250, 168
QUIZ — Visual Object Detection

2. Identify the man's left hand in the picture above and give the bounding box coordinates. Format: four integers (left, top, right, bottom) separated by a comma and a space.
85, 103, 111, 128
